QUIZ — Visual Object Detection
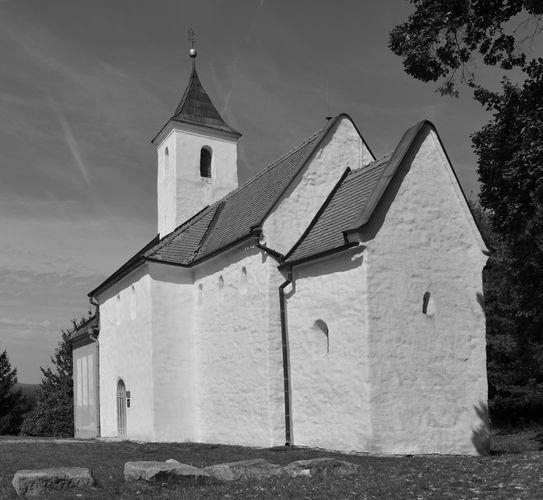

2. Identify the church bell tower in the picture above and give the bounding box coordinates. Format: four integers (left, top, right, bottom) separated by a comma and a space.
152, 34, 241, 237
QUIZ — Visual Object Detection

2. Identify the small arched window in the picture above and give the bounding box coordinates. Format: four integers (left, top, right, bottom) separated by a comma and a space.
312, 319, 330, 354
200, 147, 212, 178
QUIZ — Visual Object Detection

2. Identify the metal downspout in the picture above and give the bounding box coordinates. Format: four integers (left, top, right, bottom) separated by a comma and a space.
279, 267, 293, 445
89, 296, 101, 438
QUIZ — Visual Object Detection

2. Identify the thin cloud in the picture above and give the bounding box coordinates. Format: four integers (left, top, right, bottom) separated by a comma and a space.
50, 101, 91, 185
220, 87, 234, 117
0, 317, 51, 328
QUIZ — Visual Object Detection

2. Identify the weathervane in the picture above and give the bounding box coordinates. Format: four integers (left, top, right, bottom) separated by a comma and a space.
188, 28, 197, 59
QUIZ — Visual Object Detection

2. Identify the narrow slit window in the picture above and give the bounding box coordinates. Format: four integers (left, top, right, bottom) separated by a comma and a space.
116, 294, 121, 325
240, 267, 248, 295
422, 292, 435, 316
200, 147, 212, 178
422, 292, 430, 314
129, 285, 136, 320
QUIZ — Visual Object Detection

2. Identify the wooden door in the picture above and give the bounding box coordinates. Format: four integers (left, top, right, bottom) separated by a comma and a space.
116, 379, 127, 439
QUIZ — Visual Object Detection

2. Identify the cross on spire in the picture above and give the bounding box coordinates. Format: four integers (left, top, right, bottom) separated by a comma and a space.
188, 28, 197, 60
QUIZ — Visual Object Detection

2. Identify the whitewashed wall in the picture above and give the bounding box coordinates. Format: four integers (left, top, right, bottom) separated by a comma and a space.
286, 247, 371, 452
193, 244, 285, 447
156, 123, 238, 237
149, 263, 197, 441
360, 129, 489, 455
97, 265, 155, 440
263, 116, 374, 254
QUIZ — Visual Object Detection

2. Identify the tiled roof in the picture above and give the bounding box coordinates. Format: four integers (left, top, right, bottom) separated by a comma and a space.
90, 117, 487, 296
284, 154, 391, 264
144, 118, 335, 265
89, 235, 160, 297
171, 65, 241, 137
145, 205, 220, 265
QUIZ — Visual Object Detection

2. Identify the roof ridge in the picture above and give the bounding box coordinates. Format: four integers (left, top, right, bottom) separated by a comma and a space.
172, 65, 197, 119
190, 201, 226, 260
345, 121, 430, 232
349, 153, 392, 175
212, 120, 332, 207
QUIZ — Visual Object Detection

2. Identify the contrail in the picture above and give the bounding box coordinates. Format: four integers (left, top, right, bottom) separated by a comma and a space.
50, 101, 91, 185
221, 86, 234, 116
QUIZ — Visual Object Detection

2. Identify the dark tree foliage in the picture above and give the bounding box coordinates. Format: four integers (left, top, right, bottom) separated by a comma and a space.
390, 0, 543, 95
21, 322, 76, 437
0, 349, 25, 435
471, 202, 538, 424
472, 61, 543, 423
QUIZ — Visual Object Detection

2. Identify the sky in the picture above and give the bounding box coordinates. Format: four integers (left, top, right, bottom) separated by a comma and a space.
0, 0, 538, 383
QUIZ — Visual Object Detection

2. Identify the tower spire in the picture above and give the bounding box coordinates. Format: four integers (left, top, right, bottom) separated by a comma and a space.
152, 30, 241, 143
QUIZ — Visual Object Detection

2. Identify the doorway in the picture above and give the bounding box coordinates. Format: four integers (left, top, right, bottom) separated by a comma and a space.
116, 379, 127, 439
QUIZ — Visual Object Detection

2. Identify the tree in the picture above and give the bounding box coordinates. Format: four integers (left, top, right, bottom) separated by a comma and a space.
472, 62, 543, 423
0, 348, 25, 435
390, 0, 543, 96
21, 323, 75, 437
470, 201, 537, 424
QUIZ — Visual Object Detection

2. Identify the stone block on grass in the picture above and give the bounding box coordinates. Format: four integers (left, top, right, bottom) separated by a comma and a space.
124, 461, 210, 484
204, 458, 284, 481
284, 457, 361, 478
12, 467, 94, 497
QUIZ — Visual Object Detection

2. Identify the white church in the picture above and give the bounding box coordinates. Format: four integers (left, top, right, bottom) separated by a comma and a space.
70, 49, 490, 456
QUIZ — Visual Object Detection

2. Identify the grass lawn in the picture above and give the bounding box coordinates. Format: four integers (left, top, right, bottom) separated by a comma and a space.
1, 431, 543, 499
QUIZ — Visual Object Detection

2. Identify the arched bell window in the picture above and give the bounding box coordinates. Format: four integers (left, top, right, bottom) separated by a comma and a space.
200, 147, 212, 178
